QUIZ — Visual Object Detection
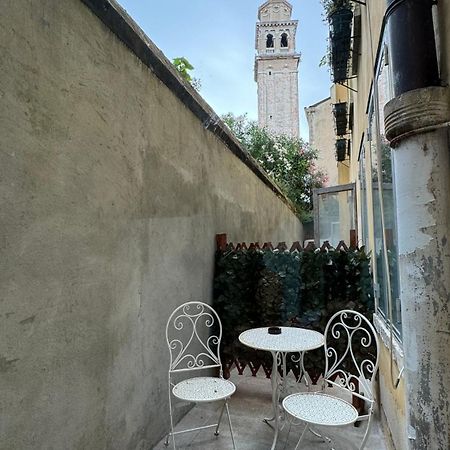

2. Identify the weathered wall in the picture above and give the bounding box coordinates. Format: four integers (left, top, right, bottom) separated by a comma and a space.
0, 1, 302, 449
385, 90, 450, 449
305, 97, 338, 187
349, 2, 450, 449
378, 345, 408, 450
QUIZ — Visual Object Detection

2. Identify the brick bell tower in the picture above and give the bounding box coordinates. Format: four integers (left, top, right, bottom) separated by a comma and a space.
255, 0, 300, 137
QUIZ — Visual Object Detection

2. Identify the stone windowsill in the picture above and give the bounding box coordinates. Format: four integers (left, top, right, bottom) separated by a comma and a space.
373, 312, 404, 367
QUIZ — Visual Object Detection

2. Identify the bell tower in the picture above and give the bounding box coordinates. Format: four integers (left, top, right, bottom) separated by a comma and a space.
255, 0, 300, 137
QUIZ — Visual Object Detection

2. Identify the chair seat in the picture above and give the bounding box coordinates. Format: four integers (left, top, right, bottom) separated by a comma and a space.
172, 376, 236, 403
283, 392, 359, 427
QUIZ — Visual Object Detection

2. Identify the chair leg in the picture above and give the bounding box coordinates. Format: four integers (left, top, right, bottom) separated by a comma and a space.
167, 386, 176, 450
294, 424, 309, 450
324, 435, 335, 450
225, 400, 236, 449
283, 421, 293, 450
359, 410, 374, 450
215, 402, 226, 436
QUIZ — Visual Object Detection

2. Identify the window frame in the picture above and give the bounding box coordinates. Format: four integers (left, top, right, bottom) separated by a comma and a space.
313, 183, 357, 247
367, 33, 402, 340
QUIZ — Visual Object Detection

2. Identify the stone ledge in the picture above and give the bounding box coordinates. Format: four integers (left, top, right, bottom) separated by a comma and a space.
373, 313, 404, 368
257, 21, 299, 27
384, 86, 450, 146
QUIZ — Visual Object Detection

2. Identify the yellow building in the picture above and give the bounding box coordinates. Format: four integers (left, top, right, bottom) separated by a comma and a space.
321, 1, 450, 449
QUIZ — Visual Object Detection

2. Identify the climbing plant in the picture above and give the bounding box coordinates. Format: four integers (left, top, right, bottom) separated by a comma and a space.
172, 56, 201, 91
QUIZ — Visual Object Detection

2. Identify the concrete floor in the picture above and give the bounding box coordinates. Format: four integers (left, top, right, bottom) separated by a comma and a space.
154, 369, 390, 450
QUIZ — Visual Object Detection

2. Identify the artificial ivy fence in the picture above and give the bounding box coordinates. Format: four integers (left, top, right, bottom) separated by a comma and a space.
213, 237, 374, 381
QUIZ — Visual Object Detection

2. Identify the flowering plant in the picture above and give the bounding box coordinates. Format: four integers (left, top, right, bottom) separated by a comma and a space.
222, 113, 326, 221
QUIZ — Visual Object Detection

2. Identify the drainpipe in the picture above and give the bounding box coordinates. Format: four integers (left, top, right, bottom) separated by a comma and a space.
385, 0, 440, 96
384, 1, 450, 449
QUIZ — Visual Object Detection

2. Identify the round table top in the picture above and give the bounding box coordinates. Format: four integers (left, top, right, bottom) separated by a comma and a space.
238, 327, 324, 353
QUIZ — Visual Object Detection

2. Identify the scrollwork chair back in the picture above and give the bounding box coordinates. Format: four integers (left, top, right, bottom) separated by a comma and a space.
166, 301, 223, 376
323, 310, 380, 406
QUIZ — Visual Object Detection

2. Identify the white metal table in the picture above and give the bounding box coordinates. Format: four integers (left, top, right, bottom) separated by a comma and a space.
239, 327, 324, 450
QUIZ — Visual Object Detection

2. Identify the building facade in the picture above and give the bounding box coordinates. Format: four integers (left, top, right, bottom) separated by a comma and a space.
322, 1, 450, 449
255, 0, 300, 137
305, 97, 338, 187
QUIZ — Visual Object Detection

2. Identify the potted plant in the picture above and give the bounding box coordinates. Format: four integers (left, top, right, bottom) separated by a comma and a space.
336, 138, 348, 161
333, 102, 348, 136
321, 0, 352, 18
322, 1, 354, 82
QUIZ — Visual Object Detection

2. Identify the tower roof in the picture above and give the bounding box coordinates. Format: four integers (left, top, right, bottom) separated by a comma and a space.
258, 0, 293, 22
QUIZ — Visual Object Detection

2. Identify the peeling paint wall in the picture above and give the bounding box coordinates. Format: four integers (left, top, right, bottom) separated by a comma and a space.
378, 345, 408, 450
393, 128, 450, 450
333, 0, 450, 448
0, 1, 303, 449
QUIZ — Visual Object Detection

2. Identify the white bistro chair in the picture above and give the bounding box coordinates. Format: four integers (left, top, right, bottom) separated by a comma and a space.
164, 301, 236, 449
282, 310, 380, 450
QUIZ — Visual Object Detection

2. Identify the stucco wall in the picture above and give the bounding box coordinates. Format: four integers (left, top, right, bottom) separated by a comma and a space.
0, 1, 302, 449
305, 97, 338, 186
378, 339, 408, 450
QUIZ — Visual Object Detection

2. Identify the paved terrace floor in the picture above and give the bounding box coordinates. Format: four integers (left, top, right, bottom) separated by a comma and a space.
154, 369, 391, 450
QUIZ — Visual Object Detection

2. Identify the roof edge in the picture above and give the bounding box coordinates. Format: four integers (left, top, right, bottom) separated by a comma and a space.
305, 96, 332, 110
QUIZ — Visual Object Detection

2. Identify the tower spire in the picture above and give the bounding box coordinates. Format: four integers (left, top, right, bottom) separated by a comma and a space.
255, 0, 300, 137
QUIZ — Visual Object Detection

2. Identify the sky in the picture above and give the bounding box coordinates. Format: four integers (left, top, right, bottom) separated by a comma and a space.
115, 0, 331, 140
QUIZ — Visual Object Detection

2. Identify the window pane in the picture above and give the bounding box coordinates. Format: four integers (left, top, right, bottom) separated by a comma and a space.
317, 188, 355, 247
370, 43, 402, 337
359, 145, 369, 248
376, 50, 401, 334
370, 111, 387, 317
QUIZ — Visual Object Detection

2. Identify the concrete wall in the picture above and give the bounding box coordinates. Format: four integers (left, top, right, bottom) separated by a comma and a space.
0, 1, 302, 449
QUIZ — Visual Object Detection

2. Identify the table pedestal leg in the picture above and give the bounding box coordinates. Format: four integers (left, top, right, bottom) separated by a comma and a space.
262, 351, 285, 450
292, 351, 310, 389
263, 351, 278, 425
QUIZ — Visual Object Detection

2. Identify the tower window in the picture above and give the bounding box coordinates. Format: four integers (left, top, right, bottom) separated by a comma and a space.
281, 33, 288, 48
269, 71, 272, 75
266, 34, 274, 48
